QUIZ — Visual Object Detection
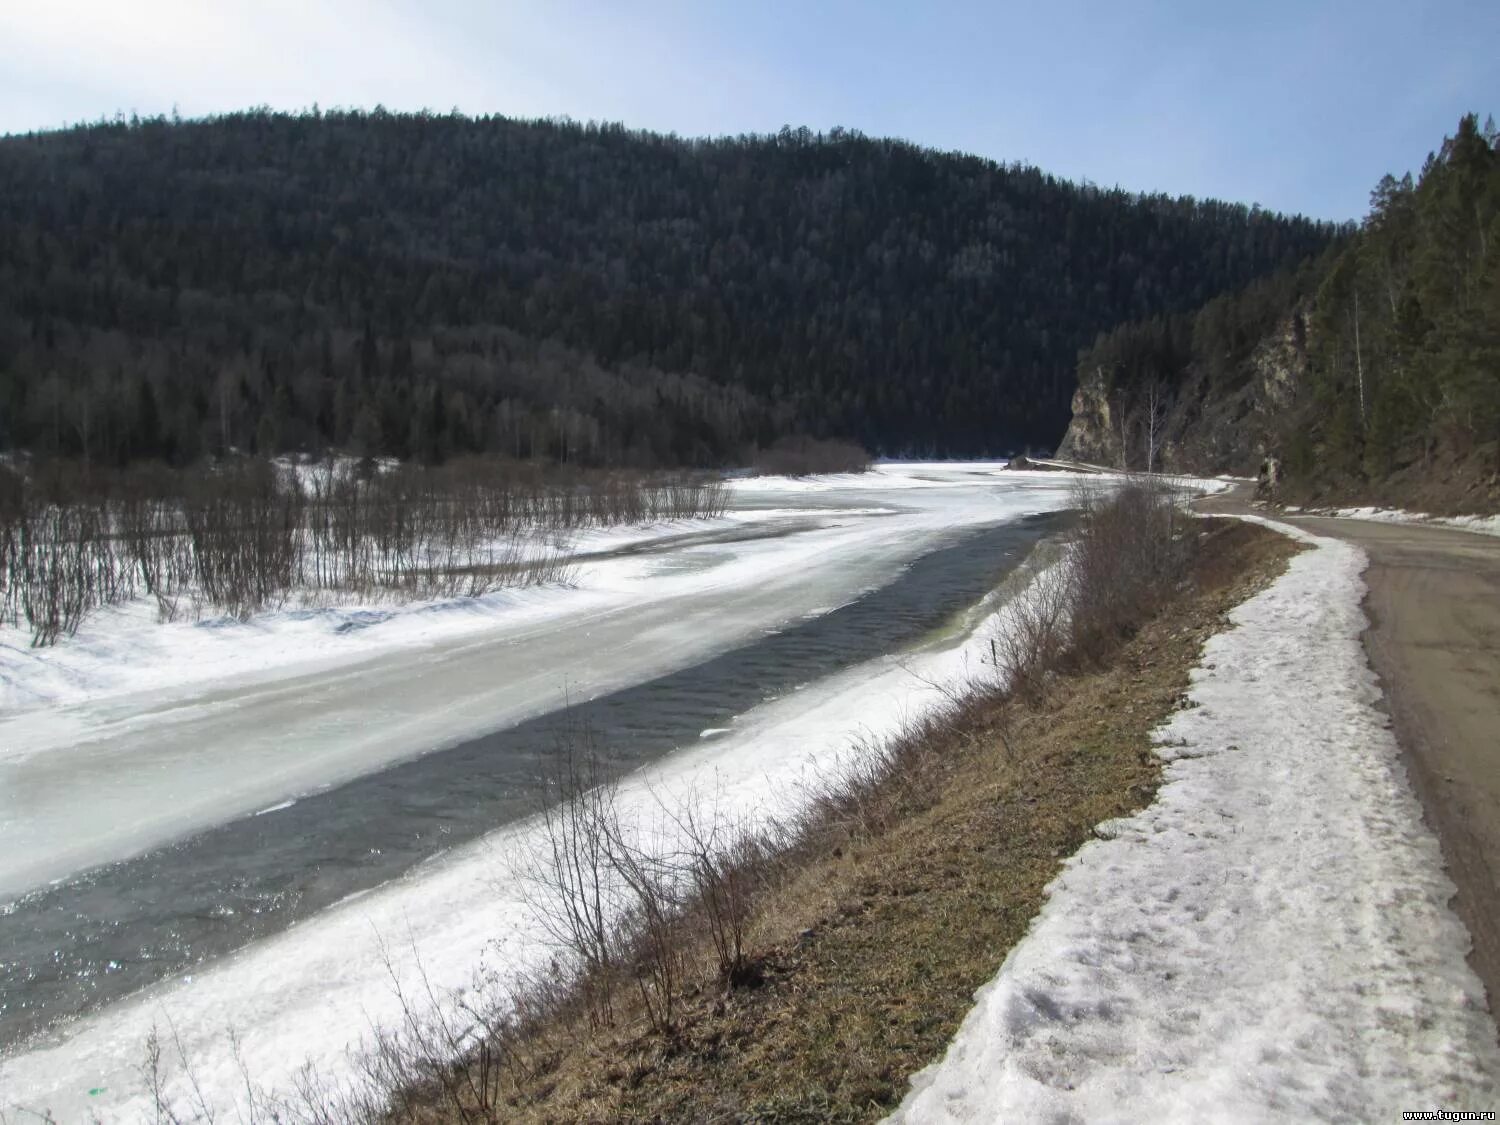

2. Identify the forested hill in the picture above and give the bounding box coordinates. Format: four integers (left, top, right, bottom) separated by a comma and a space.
0, 110, 1335, 467
1059, 114, 1498, 513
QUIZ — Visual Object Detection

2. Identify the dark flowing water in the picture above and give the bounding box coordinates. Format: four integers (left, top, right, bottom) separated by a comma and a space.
0, 512, 1066, 1049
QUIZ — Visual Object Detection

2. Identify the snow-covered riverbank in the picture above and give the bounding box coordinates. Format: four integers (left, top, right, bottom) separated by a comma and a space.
891, 517, 1500, 1122
0, 463, 1096, 1119
0, 465, 1094, 898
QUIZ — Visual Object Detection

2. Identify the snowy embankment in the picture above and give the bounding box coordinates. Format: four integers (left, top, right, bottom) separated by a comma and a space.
1286, 504, 1500, 538
891, 518, 1500, 1122
0, 462, 1071, 1116
0, 485, 1063, 1121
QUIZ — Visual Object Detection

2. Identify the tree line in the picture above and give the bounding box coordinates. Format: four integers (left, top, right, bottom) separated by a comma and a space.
0, 109, 1335, 467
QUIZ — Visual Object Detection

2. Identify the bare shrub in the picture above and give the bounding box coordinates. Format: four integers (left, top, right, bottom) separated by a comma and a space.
663, 796, 770, 987
1, 457, 724, 645
512, 739, 628, 1031
345, 939, 508, 1124
605, 821, 691, 1035
986, 473, 1196, 698
507, 741, 804, 1054
1065, 474, 1194, 665
184, 460, 302, 620
991, 560, 1074, 704
141, 1019, 218, 1125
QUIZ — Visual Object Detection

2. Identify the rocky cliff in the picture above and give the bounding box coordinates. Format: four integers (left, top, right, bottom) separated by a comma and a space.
1057, 310, 1310, 477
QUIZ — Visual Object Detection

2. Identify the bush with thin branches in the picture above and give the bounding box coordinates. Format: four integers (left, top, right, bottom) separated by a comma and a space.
0, 457, 727, 645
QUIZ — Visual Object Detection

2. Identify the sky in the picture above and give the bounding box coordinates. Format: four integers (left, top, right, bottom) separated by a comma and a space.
0, 0, 1495, 222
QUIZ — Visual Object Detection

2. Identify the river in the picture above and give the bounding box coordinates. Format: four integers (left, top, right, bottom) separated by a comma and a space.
0, 463, 1083, 1119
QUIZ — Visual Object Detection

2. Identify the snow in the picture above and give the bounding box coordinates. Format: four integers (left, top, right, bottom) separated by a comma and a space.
0, 512, 765, 716
728, 470, 900, 492
0, 464, 1098, 901
0, 489, 1073, 1122
889, 517, 1500, 1123
0, 462, 1244, 1119
1296, 505, 1500, 538
0, 464, 1079, 717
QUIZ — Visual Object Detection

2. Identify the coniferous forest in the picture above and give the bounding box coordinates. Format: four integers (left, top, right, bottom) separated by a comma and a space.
1074, 114, 1499, 500
1299, 114, 1500, 486
0, 110, 1335, 468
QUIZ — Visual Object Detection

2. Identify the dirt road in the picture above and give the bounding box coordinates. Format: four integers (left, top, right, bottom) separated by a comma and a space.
1204, 492, 1500, 1020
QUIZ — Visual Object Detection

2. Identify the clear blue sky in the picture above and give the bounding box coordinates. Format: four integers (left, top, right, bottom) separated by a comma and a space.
2, 0, 1495, 221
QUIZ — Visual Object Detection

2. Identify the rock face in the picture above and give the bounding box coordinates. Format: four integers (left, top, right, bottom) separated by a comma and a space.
1056, 367, 1123, 468
1057, 310, 1310, 477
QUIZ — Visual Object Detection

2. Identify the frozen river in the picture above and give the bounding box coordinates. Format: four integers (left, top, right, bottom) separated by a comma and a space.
0, 463, 1086, 1119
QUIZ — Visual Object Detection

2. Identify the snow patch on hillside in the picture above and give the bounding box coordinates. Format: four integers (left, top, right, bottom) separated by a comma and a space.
890, 519, 1500, 1122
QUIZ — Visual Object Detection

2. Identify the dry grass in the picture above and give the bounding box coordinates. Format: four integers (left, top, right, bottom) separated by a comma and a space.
391, 517, 1300, 1124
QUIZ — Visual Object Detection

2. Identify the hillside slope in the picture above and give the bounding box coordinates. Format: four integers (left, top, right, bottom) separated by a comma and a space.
0, 111, 1332, 466
1059, 114, 1499, 514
